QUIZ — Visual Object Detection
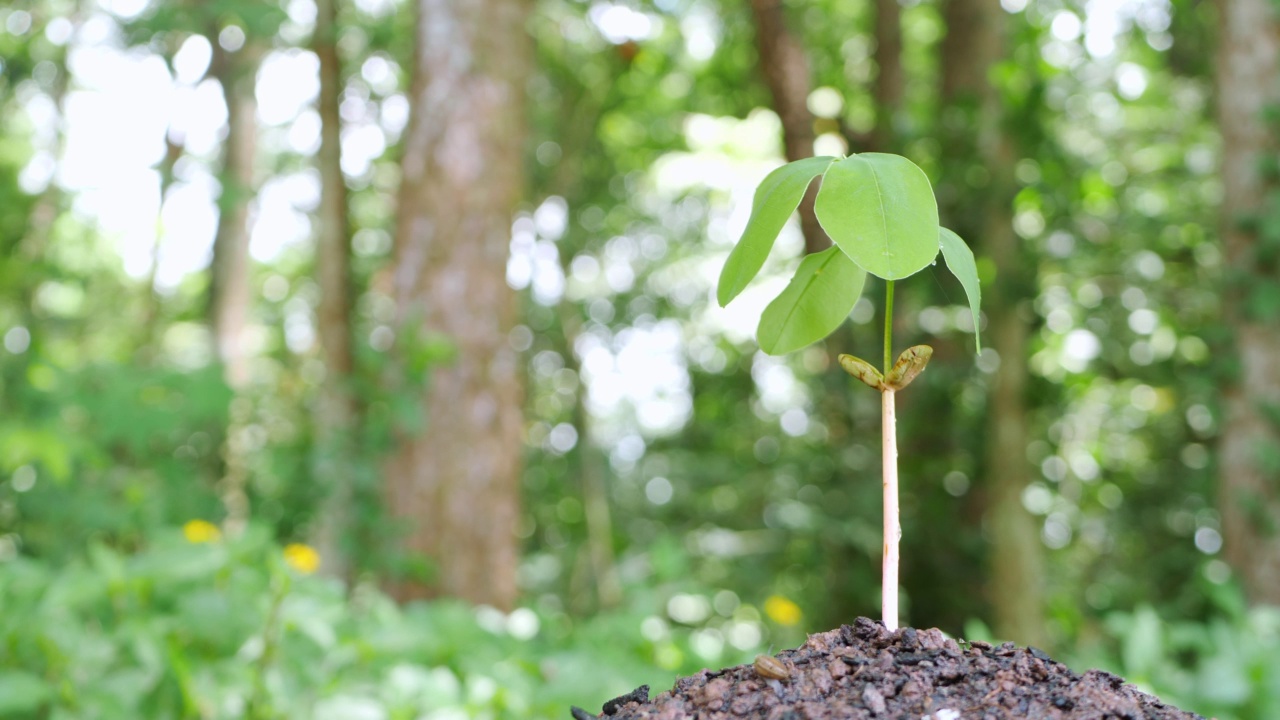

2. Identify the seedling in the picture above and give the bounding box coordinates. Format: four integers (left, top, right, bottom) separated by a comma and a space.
717, 153, 981, 631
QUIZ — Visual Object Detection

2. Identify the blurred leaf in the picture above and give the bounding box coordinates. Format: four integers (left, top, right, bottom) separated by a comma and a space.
1247, 280, 1280, 320
815, 154, 939, 280
1118, 605, 1164, 681
717, 156, 836, 307
0, 670, 52, 714
939, 227, 983, 353
0, 426, 72, 481
757, 246, 866, 355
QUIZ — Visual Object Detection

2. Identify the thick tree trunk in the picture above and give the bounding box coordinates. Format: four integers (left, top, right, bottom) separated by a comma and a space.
939, 0, 1046, 646
1216, 0, 1280, 604
748, 0, 829, 254
311, 0, 358, 579
209, 38, 264, 535
385, 0, 529, 609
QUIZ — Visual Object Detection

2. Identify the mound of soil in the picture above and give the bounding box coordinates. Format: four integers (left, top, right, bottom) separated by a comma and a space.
573, 618, 1203, 720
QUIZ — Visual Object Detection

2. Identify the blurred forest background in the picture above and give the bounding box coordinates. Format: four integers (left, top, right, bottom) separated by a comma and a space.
1, 0, 1279, 717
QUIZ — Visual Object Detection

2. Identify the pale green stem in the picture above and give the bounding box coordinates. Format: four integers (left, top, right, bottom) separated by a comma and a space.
883, 280, 895, 374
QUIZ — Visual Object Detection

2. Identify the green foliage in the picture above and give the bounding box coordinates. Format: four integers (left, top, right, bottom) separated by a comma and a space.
2, 362, 229, 559
0, 1, 1267, 717
1076, 600, 1280, 720
963, 595, 1279, 720
120, 0, 289, 45
0, 525, 768, 720
0, 671, 50, 716
717, 156, 836, 307
814, 154, 940, 281
717, 152, 980, 357
938, 228, 982, 352
757, 246, 866, 355
4, 526, 1269, 720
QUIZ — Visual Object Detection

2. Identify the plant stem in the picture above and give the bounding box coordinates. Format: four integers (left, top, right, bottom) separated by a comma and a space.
882, 278, 899, 631
883, 280, 895, 374
882, 387, 899, 631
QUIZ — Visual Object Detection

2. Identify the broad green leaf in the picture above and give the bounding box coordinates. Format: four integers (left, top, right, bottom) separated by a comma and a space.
717, 156, 837, 307
757, 246, 867, 355
814, 153, 939, 280
939, 227, 982, 353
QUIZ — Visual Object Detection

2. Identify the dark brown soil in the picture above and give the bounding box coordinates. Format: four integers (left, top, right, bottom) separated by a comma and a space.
573, 618, 1204, 720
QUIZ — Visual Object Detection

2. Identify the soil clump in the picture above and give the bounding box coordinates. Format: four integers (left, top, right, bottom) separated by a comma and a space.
573, 617, 1203, 720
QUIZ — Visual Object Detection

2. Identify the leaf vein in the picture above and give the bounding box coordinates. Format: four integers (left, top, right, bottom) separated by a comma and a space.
775, 250, 841, 342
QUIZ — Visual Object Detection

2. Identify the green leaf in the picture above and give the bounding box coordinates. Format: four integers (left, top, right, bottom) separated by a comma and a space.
814, 153, 939, 280
717, 156, 837, 307
939, 227, 983, 353
0, 671, 52, 714
757, 246, 867, 355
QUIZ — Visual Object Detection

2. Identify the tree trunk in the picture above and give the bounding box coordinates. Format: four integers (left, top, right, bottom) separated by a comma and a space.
210, 40, 261, 390
311, 0, 358, 580
871, 0, 903, 152
1216, 0, 1280, 604
748, 0, 829, 254
939, 0, 997, 105
209, 37, 264, 535
385, 0, 530, 609
939, 0, 1046, 646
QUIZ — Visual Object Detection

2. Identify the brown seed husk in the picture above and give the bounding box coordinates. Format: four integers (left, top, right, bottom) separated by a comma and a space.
884, 345, 933, 390
838, 354, 885, 390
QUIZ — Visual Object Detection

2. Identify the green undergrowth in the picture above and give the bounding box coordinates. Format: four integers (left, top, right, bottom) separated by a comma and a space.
2, 527, 1275, 720
0, 526, 761, 720
965, 598, 1280, 720
1081, 602, 1280, 720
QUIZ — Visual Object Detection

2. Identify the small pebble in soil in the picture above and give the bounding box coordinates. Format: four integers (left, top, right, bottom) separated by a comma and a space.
574, 617, 1206, 720
601, 684, 650, 716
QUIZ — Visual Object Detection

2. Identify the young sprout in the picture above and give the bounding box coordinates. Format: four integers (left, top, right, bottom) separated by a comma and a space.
717, 153, 982, 631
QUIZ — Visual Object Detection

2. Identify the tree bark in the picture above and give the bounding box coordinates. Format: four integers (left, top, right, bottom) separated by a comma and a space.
939, 0, 998, 105
748, 0, 829, 254
1216, 0, 1280, 604
209, 36, 264, 535
385, 0, 530, 609
311, 0, 358, 580
209, 39, 261, 391
871, 0, 903, 152
939, 0, 1046, 647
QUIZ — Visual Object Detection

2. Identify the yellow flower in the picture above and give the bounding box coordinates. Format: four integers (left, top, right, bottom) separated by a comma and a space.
764, 595, 803, 627
183, 520, 222, 544
283, 543, 321, 574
